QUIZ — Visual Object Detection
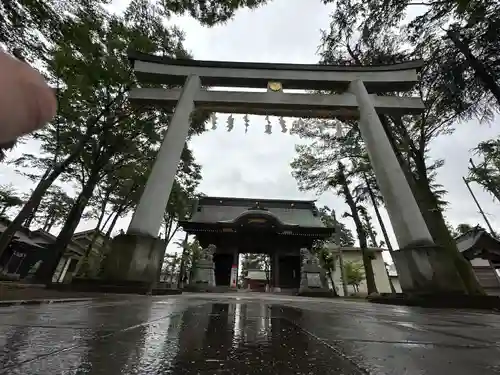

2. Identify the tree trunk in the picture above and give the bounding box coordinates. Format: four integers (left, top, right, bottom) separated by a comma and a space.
0, 91, 126, 261
82, 191, 110, 260
46, 218, 57, 233
164, 216, 180, 246
364, 173, 394, 253
0, 144, 91, 260
362, 207, 397, 294
169, 257, 177, 285
361, 209, 378, 247
23, 200, 41, 228
100, 211, 115, 233
83, 226, 102, 260
42, 215, 52, 232
469, 158, 500, 204
96, 192, 110, 230
38, 168, 102, 284
23, 169, 52, 228
101, 182, 136, 239
363, 174, 397, 294
105, 209, 122, 239
328, 272, 338, 296
99, 203, 129, 257
177, 232, 189, 288
338, 163, 378, 294
447, 29, 500, 106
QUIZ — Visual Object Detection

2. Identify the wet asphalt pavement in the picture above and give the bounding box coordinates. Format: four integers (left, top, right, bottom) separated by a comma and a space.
1, 293, 500, 374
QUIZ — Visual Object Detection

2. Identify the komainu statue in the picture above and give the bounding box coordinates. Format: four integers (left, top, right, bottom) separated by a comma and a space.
201, 244, 216, 263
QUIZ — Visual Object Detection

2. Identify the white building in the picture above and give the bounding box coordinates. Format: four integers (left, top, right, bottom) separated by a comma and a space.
326, 245, 393, 296
386, 263, 402, 293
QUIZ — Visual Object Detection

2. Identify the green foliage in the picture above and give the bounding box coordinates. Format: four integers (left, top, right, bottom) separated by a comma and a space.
30, 185, 74, 232
310, 244, 339, 295
239, 253, 270, 283
0, 140, 16, 163
317, 205, 355, 247
315, 0, 500, 223
450, 222, 483, 238
299, 2, 491, 295
468, 139, 500, 202
358, 206, 384, 248
317, 247, 335, 272
161, 253, 181, 283
342, 261, 365, 293
0, 184, 23, 217
77, 239, 108, 279
158, 0, 269, 26
175, 238, 203, 281
0, 0, 107, 63
0, 0, 271, 274
321, 0, 500, 115
8, 0, 206, 256
162, 149, 203, 244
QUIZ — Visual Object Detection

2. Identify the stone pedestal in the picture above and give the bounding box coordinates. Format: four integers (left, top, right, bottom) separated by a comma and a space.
392, 246, 466, 295
102, 234, 166, 286
188, 259, 216, 291
299, 263, 330, 295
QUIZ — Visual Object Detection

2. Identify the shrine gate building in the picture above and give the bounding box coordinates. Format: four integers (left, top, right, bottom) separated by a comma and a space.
179, 196, 334, 290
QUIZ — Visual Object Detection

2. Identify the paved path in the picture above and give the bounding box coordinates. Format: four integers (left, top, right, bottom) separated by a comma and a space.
1, 293, 500, 374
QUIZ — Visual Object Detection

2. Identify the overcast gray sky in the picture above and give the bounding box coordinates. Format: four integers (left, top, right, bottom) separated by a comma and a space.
1, 0, 499, 257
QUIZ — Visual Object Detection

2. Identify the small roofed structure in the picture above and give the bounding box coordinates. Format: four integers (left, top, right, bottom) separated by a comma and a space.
0, 217, 106, 283
455, 227, 500, 295
179, 196, 334, 291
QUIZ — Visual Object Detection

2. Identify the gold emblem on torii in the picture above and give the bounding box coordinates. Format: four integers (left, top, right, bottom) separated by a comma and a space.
267, 81, 283, 92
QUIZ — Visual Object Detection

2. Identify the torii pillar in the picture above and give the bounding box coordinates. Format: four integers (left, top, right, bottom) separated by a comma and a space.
102, 75, 201, 286
349, 79, 465, 294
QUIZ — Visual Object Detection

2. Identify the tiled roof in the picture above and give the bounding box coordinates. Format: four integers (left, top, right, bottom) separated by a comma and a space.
455, 228, 500, 253
189, 196, 326, 228
325, 244, 384, 252
456, 231, 482, 253
0, 221, 43, 249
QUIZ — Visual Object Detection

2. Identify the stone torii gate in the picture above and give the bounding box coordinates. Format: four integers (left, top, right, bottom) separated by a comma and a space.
102, 51, 464, 294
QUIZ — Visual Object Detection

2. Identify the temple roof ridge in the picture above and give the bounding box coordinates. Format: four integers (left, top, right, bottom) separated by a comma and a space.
197, 195, 317, 205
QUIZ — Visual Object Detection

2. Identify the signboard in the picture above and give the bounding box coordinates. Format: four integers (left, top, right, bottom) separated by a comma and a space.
230, 265, 238, 288
248, 218, 267, 224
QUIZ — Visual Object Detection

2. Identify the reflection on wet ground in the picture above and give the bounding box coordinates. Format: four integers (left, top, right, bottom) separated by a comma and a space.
1, 293, 500, 374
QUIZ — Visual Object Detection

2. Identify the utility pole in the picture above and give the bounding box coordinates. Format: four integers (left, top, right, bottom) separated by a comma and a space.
463, 176, 497, 237
332, 209, 348, 297
469, 158, 500, 203
363, 172, 394, 253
